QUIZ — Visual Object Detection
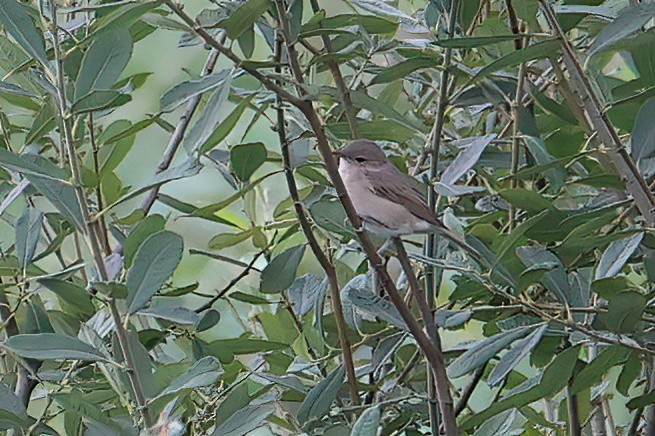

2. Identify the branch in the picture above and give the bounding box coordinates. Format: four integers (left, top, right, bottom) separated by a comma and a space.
139, 48, 221, 214
455, 363, 486, 416
567, 384, 582, 436
273, 30, 359, 406
169, 3, 458, 433
394, 239, 456, 434
539, 0, 655, 225
307, 0, 359, 138
47, 2, 150, 427
163, 0, 303, 106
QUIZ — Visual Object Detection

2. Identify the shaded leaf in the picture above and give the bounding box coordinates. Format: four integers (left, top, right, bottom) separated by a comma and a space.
595, 232, 643, 279
441, 134, 496, 185
230, 142, 267, 181
260, 245, 305, 294
588, 3, 655, 57
137, 306, 200, 325
488, 324, 547, 386
220, 0, 270, 40
448, 326, 531, 378
297, 365, 345, 423
288, 274, 328, 317
155, 356, 223, 399
212, 402, 275, 436
15, 207, 42, 270
0, 0, 48, 66
126, 231, 184, 313
351, 405, 380, 436
75, 29, 133, 99
160, 70, 230, 112
4, 333, 106, 361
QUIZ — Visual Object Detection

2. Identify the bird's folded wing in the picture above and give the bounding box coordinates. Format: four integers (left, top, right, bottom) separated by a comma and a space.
366, 166, 438, 225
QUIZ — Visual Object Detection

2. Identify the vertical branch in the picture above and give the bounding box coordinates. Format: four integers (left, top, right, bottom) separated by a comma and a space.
46, 1, 151, 428
274, 33, 359, 405
425, 1, 459, 432
165, 3, 458, 433
138, 48, 221, 215
307, 0, 359, 138
539, 0, 655, 225
394, 238, 457, 434
567, 385, 581, 436
88, 113, 111, 254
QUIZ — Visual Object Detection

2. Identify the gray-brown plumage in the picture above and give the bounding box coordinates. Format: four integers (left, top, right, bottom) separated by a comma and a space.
335, 139, 479, 258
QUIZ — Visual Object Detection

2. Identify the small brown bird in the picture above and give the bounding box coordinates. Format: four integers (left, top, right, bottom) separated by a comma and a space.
334, 139, 479, 258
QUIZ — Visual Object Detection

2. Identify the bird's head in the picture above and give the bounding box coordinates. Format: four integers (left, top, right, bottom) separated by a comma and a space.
333, 140, 389, 166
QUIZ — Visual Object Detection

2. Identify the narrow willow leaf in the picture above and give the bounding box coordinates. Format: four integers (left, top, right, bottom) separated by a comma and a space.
15, 207, 42, 270
137, 306, 200, 325
487, 324, 548, 386
370, 58, 436, 85
0, 0, 48, 66
595, 232, 643, 279
230, 142, 267, 181
0, 81, 37, 98
75, 28, 133, 99
54, 391, 119, 430
297, 365, 345, 423
155, 356, 223, 399
211, 402, 275, 436
632, 97, 655, 160
570, 346, 629, 394
301, 13, 398, 35
4, 333, 106, 361
288, 274, 328, 317
219, 0, 270, 40
160, 70, 230, 112
88, 0, 162, 37
208, 229, 254, 250
38, 278, 95, 318
123, 214, 166, 267
588, 3, 655, 57
475, 40, 559, 79
516, 246, 570, 304
352, 0, 412, 20
448, 326, 531, 378
441, 134, 496, 185
126, 230, 184, 313
198, 96, 255, 154
260, 245, 305, 294
345, 284, 408, 331
351, 405, 380, 436
71, 90, 130, 113
183, 75, 233, 154
434, 34, 542, 48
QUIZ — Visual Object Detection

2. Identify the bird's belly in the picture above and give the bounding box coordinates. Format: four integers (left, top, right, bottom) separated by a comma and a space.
346, 180, 430, 236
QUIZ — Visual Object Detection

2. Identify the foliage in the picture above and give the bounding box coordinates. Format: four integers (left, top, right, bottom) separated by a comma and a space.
0, 0, 655, 434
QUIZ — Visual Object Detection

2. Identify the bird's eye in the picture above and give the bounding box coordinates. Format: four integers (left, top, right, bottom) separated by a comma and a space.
355, 157, 366, 163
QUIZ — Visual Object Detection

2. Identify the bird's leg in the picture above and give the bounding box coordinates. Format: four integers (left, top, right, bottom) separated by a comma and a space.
371, 238, 393, 295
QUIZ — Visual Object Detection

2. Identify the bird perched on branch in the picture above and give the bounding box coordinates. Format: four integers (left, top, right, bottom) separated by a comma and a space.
334, 139, 480, 260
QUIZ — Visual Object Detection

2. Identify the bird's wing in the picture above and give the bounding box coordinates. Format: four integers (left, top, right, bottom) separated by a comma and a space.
365, 164, 438, 225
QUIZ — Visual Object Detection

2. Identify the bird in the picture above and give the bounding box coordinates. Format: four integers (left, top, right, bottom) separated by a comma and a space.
334, 139, 480, 259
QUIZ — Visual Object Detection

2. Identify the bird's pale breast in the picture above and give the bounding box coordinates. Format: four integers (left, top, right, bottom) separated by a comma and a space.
338, 159, 432, 236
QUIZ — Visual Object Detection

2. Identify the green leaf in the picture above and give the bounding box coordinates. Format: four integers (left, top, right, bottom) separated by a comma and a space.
297, 365, 345, 423
155, 356, 223, 400
88, 0, 162, 37
487, 324, 547, 386
216, 383, 250, 424
344, 278, 407, 330
499, 188, 550, 214
441, 134, 496, 185
38, 278, 95, 318
595, 232, 643, 279
434, 34, 541, 48
91, 281, 128, 299
0, 0, 48, 66
461, 345, 580, 430
220, 0, 270, 40
523, 136, 566, 192
0, 149, 86, 229
260, 245, 306, 294
15, 207, 42, 270
198, 96, 254, 154
160, 70, 231, 112
352, 0, 412, 20
301, 13, 398, 35
123, 214, 166, 267
197, 309, 221, 332
126, 230, 184, 313
205, 338, 288, 355
516, 246, 570, 304
370, 58, 436, 85
327, 119, 415, 142
208, 229, 254, 250
594, 290, 646, 333
588, 3, 655, 57
137, 306, 200, 325
71, 90, 130, 113
230, 142, 267, 181
631, 97, 655, 160
54, 391, 119, 430
0, 81, 37, 98
475, 40, 560, 79
570, 346, 629, 395
0, 382, 27, 420
351, 405, 380, 436
183, 75, 233, 154
448, 326, 532, 378
75, 29, 133, 99
4, 333, 106, 361
211, 403, 275, 436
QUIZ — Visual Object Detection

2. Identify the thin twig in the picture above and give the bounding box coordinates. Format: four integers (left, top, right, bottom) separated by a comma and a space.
273, 28, 359, 406
455, 363, 486, 417
539, 0, 655, 226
